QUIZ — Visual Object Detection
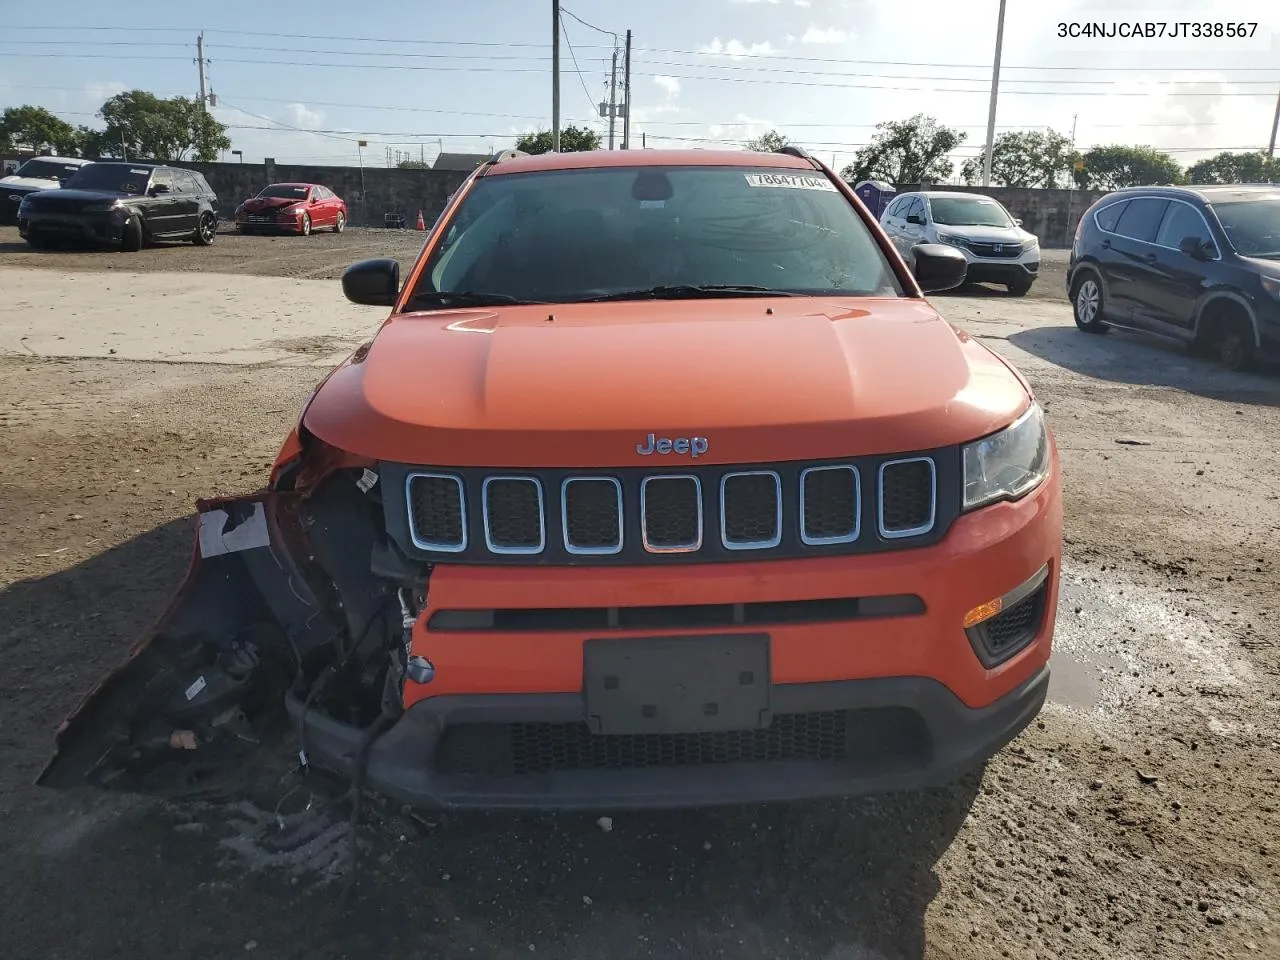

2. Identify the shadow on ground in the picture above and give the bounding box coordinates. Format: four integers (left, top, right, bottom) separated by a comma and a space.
1007, 324, 1280, 407
0, 519, 982, 960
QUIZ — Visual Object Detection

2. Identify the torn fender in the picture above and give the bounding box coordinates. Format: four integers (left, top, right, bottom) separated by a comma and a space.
36, 492, 340, 794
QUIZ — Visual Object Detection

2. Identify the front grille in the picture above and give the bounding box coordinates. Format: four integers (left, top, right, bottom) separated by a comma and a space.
432, 707, 931, 777
562, 478, 622, 554
721, 472, 781, 548
967, 241, 1023, 258
878, 458, 935, 537
396, 451, 950, 564
483, 477, 544, 553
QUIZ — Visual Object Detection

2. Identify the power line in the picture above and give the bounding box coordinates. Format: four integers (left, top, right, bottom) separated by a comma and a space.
560, 20, 604, 118
560, 8, 618, 40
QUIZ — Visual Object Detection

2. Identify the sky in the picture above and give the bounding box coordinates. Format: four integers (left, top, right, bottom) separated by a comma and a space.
2, 0, 1278, 179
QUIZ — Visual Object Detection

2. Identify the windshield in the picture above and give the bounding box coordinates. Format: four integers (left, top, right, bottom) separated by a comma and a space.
929, 196, 1014, 228
1211, 197, 1280, 258
412, 165, 902, 305
64, 164, 152, 195
14, 159, 84, 181
259, 184, 309, 199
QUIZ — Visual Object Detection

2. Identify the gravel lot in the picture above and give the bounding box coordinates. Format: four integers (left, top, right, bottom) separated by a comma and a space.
1, 232, 1277, 960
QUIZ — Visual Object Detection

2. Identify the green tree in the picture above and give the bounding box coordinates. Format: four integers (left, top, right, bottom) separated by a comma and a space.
745, 129, 790, 152
961, 129, 1078, 188
95, 90, 231, 162
0, 105, 82, 154
841, 114, 966, 185
514, 125, 601, 154
1075, 145, 1183, 190
397, 159, 430, 169
1186, 150, 1280, 185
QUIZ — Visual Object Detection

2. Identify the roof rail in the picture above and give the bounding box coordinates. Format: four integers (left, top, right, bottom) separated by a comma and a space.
774, 144, 813, 161
489, 148, 529, 165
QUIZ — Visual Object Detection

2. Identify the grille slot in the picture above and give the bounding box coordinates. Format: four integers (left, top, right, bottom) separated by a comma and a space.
720, 471, 782, 549
562, 478, 623, 554
482, 477, 545, 554
433, 708, 931, 777
406, 473, 466, 551
641, 476, 703, 552
878, 458, 936, 538
800, 466, 860, 544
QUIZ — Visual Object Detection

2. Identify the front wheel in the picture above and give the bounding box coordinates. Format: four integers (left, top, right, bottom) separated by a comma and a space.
121, 216, 143, 253
193, 212, 216, 246
300, 213, 311, 236
1070, 273, 1107, 333
333, 211, 345, 234
1006, 278, 1033, 297
1216, 319, 1255, 372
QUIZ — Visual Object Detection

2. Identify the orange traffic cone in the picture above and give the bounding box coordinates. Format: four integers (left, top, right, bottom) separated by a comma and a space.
415, 209, 426, 231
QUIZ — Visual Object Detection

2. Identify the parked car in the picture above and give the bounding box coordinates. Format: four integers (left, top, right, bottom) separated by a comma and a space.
37, 147, 1062, 813
233, 182, 347, 235
0, 156, 94, 224
1067, 184, 1280, 371
18, 162, 219, 251
880, 190, 1041, 296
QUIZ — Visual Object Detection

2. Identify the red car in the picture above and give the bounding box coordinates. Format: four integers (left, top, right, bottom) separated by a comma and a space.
233, 182, 347, 235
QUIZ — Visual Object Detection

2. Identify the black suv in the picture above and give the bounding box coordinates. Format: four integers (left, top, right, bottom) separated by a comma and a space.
1067, 184, 1280, 371
17, 161, 220, 252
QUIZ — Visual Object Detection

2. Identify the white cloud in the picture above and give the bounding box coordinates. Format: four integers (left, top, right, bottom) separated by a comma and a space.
793, 0, 813, 6
801, 26, 849, 44
286, 103, 326, 128
697, 37, 780, 58
708, 113, 778, 144
653, 76, 681, 98
729, 0, 781, 4
84, 81, 126, 104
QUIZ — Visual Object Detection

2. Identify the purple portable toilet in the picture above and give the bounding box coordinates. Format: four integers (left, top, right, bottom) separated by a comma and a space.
853, 180, 896, 218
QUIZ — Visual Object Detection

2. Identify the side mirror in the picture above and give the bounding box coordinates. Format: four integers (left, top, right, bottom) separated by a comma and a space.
906, 213, 924, 226
1179, 235, 1212, 260
1014, 218, 1024, 227
911, 243, 968, 294
342, 258, 400, 307
149, 183, 170, 196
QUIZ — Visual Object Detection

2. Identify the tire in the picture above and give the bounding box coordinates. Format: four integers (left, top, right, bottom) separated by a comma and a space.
24, 233, 50, 250
193, 212, 216, 246
300, 213, 311, 237
333, 211, 345, 234
1070, 272, 1108, 333
1007, 278, 1033, 297
121, 216, 143, 253
1216, 317, 1255, 372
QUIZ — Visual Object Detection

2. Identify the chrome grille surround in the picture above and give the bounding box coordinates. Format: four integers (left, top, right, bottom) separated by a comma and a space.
405, 471, 468, 552
482, 476, 546, 555
877, 457, 937, 539
639, 475, 703, 553
561, 477, 624, 555
719, 470, 783, 551
799, 465, 861, 545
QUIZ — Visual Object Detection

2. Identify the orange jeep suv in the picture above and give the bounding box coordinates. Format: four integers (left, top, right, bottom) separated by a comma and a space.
40, 147, 1062, 811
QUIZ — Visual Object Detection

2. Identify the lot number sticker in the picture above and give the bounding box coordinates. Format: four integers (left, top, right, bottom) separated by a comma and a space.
744, 173, 837, 191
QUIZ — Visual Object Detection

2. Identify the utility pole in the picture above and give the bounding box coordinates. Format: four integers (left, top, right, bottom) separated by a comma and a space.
622, 29, 632, 150
1065, 112, 1079, 236
195, 32, 209, 111
982, 0, 1007, 187
1268, 87, 1280, 159
607, 47, 619, 150
551, 0, 561, 152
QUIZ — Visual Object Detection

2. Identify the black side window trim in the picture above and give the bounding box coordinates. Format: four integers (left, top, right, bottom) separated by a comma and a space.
1093, 195, 1221, 260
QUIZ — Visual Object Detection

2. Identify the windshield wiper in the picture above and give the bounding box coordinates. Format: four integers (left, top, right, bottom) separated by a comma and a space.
573, 284, 803, 303
406, 290, 550, 308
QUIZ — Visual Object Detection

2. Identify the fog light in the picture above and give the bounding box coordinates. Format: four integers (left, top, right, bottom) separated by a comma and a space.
963, 597, 1003, 628
964, 564, 1051, 668
406, 655, 435, 684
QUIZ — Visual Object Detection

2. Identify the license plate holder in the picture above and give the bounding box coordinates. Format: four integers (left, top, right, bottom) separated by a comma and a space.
583, 633, 771, 736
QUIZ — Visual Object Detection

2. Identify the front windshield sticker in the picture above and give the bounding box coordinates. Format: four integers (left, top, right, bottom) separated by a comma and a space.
130, 169, 150, 176
744, 173, 837, 191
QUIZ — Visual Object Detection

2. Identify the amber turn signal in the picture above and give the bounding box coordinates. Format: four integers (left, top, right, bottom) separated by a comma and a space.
962, 597, 1003, 629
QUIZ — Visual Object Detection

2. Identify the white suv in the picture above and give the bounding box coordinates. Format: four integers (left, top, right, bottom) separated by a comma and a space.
880, 191, 1040, 296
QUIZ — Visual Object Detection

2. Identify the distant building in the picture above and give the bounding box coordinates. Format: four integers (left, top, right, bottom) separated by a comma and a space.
432, 152, 489, 172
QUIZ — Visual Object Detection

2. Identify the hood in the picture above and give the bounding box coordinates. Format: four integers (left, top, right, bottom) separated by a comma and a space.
304, 298, 1030, 468
1242, 255, 1280, 276
1, 175, 64, 192
241, 196, 304, 212
934, 223, 1031, 244
23, 188, 138, 211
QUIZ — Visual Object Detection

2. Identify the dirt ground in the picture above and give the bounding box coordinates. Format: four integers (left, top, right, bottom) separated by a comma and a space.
1, 231, 1277, 960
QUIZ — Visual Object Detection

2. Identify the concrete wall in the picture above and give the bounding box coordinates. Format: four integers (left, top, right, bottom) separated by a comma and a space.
894, 183, 1109, 248
176, 161, 472, 228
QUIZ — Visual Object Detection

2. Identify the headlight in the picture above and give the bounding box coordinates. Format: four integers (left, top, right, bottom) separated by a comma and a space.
936, 233, 966, 247
1025, 235, 1040, 250
962, 403, 1050, 511
1262, 276, 1280, 302
84, 200, 122, 213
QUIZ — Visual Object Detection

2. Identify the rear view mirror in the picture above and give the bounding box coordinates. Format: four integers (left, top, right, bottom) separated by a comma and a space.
342, 258, 400, 306
911, 243, 968, 294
